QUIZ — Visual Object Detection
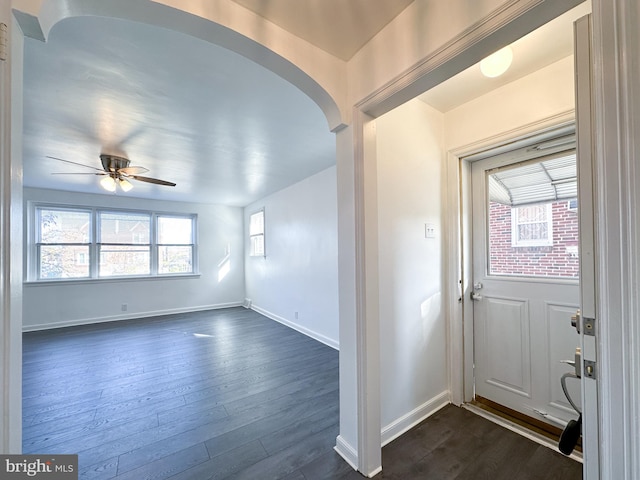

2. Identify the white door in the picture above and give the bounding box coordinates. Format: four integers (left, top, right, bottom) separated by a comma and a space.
471, 143, 582, 426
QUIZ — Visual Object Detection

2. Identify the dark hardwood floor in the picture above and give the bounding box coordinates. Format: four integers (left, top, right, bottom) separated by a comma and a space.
23, 307, 582, 479
342, 406, 583, 480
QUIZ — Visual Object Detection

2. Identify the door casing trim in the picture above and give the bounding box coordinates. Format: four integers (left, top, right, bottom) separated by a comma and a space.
445, 111, 576, 406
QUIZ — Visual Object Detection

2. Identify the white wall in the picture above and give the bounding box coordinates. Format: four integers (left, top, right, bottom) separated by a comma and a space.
444, 56, 575, 149
375, 99, 449, 443
244, 166, 339, 349
23, 187, 245, 330
371, 54, 576, 444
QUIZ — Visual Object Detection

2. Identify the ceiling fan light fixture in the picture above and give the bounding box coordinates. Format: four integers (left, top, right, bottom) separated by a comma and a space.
118, 178, 133, 192
48, 155, 175, 190
480, 46, 513, 78
100, 175, 117, 192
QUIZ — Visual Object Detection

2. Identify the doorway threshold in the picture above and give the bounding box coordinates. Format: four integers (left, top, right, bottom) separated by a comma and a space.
462, 402, 583, 464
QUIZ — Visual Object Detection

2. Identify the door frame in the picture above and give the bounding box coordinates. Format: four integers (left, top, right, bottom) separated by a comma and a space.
446, 112, 576, 406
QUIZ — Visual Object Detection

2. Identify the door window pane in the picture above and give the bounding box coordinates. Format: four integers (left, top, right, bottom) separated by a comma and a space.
487, 156, 579, 278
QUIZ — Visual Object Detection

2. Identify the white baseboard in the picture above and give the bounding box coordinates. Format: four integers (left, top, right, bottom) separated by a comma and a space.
333, 435, 383, 478
250, 304, 339, 350
381, 391, 450, 446
334, 435, 358, 471
22, 302, 244, 332
334, 393, 451, 475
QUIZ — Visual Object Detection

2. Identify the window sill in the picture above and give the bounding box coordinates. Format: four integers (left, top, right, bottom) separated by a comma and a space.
24, 273, 201, 287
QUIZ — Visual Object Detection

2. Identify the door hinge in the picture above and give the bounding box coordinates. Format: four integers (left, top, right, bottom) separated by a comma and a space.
583, 359, 596, 379
0, 23, 7, 61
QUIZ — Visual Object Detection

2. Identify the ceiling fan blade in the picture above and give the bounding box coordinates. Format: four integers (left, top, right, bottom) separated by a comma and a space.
46, 156, 105, 172
131, 175, 176, 187
51, 172, 106, 175
119, 166, 149, 175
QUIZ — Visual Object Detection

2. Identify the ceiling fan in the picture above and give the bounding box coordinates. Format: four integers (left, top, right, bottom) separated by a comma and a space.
48, 154, 176, 192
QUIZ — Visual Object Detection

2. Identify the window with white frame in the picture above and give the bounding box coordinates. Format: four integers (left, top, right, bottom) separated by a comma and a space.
157, 216, 195, 274
98, 211, 151, 277
511, 203, 554, 247
32, 205, 196, 280
249, 209, 265, 257
37, 207, 92, 279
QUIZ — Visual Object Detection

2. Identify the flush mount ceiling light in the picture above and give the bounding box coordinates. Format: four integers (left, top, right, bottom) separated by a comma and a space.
480, 46, 513, 78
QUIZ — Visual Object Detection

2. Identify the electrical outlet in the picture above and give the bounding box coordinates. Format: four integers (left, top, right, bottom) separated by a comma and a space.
294, 311, 299, 320
121, 304, 128, 312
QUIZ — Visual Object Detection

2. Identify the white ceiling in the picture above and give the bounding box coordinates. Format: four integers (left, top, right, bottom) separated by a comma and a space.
22, 1, 589, 207
231, 0, 415, 61
23, 16, 338, 206
419, 2, 591, 112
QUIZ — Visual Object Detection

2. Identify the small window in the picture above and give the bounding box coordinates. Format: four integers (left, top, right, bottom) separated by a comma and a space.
567, 198, 578, 211
249, 210, 265, 257
511, 203, 553, 247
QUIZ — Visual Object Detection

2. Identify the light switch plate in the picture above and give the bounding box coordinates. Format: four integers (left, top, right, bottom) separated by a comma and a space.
425, 223, 436, 238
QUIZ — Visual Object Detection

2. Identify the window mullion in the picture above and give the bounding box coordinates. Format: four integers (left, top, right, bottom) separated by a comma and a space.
91, 208, 99, 278
151, 213, 158, 275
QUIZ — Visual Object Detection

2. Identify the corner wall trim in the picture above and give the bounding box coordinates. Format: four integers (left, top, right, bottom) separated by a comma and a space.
251, 304, 339, 350
381, 391, 450, 447
334, 435, 358, 471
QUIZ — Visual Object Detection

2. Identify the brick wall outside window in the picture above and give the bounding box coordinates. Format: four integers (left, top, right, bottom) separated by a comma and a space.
488, 200, 579, 278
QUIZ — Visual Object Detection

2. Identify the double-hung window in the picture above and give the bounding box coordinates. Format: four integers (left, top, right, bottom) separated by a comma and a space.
98, 211, 151, 277
32, 205, 196, 281
249, 209, 265, 257
37, 207, 92, 279
157, 216, 195, 274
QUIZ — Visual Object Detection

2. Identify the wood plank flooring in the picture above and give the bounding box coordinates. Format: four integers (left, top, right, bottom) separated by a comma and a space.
23, 307, 582, 479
